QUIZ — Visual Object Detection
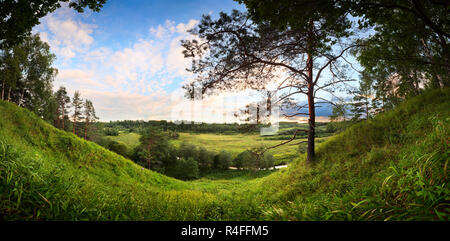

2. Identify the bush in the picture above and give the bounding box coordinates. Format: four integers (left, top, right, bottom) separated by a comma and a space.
170, 157, 199, 180
107, 140, 131, 158
261, 152, 275, 170
214, 150, 232, 170
178, 142, 198, 160
233, 150, 253, 170
197, 146, 215, 170
104, 128, 119, 136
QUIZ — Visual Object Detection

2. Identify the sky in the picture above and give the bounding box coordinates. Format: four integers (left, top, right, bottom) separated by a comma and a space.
32, 0, 355, 123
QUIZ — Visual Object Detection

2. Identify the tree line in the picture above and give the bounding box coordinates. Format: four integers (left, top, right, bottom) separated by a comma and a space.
0, 34, 100, 140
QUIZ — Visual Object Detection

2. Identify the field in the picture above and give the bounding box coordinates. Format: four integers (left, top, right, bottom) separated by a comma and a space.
103, 132, 141, 149
172, 133, 331, 165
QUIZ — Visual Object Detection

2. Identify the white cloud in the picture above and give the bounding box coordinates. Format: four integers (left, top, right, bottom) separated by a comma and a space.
35, 10, 265, 122
56, 69, 105, 88
36, 12, 95, 62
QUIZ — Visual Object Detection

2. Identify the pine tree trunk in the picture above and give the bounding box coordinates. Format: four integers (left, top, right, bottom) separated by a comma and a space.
85, 120, 88, 139
1, 79, 5, 100
366, 99, 369, 120
62, 105, 65, 130
73, 117, 76, 135
147, 140, 152, 170
307, 70, 315, 163
18, 88, 25, 107
7, 87, 11, 101
306, 19, 315, 163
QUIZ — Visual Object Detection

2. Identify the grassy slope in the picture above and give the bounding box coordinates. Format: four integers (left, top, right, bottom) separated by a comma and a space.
251, 88, 449, 220
1, 88, 448, 220
0, 101, 256, 220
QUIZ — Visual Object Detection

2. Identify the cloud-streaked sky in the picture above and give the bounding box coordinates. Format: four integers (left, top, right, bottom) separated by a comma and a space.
32, 0, 354, 123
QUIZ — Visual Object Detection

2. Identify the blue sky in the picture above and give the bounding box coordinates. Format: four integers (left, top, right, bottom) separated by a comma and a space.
32, 0, 355, 122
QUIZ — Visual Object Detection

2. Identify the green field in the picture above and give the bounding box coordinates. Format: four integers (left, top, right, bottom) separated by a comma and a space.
172, 133, 330, 165
103, 132, 141, 149
106, 131, 331, 165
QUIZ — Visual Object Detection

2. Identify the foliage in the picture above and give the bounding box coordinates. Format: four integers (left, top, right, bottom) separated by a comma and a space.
178, 142, 199, 161
83, 99, 99, 140
182, 8, 356, 162
351, 0, 449, 91
0, 0, 106, 48
0, 34, 57, 122
104, 128, 119, 136
71, 91, 84, 135
54, 86, 71, 131
106, 140, 131, 159
197, 146, 215, 171
214, 150, 233, 170
171, 157, 200, 180
233, 150, 253, 170
132, 127, 174, 173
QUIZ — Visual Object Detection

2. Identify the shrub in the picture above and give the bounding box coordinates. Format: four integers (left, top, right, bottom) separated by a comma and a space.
107, 141, 131, 158
233, 150, 253, 170
197, 146, 215, 170
171, 157, 199, 180
178, 142, 198, 160
214, 150, 233, 170
262, 152, 275, 170
104, 128, 119, 136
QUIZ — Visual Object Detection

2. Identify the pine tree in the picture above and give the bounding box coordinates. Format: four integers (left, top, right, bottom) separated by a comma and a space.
71, 91, 84, 135
351, 75, 378, 121
83, 99, 98, 140
55, 86, 71, 130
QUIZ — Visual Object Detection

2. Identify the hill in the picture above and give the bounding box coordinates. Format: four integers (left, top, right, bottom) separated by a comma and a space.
0, 88, 448, 220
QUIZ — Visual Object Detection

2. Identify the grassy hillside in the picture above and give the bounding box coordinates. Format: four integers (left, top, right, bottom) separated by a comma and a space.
0, 100, 259, 220
252, 88, 449, 220
1, 88, 448, 220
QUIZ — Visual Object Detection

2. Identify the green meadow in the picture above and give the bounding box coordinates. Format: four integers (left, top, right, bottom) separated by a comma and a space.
104, 128, 332, 165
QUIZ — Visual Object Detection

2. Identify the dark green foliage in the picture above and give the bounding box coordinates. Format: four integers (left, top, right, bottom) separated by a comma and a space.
261, 153, 275, 170
133, 127, 174, 172
106, 141, 131, 158
178, 142, 198, 160
351, 0, 449, 91
71, 91, 83, 135
54, 86, 71, 130
83, 99, 99, 140
350, 75, 378, 121
239, 0, 352, 44
170, 157, 199, 180
197, 146, 215, 171
104, 128, 119, 136
233, 150, 275, 170
0, 0, 106, 48
214, 151, 233, 170
0, 34, 57, 122
233, 150, 253, 170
